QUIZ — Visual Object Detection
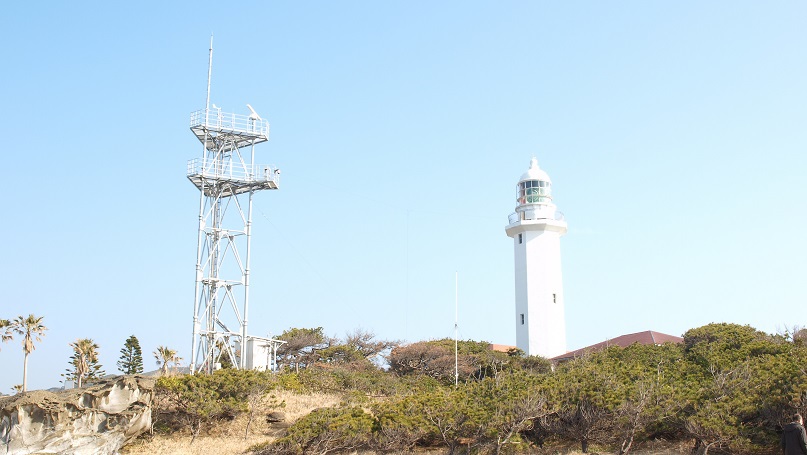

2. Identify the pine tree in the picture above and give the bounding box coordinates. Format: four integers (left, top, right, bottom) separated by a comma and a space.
117, 335, 144, 374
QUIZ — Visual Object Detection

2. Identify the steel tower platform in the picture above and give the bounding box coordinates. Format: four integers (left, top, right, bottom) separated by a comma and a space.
186, 37, 290, 374
187, 105, 281, 374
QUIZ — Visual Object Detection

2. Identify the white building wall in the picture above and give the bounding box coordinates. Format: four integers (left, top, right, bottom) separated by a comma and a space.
513, 234, 528, 351
510, 221, 567, 358
244, 338, 270, 371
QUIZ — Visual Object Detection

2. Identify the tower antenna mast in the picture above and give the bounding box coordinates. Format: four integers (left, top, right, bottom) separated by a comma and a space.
205, 35, 213, 113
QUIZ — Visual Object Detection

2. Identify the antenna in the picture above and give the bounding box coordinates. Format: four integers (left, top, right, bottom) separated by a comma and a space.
205, 35, 213, 113
246, 103, 262, 120
454, 271, 459, 386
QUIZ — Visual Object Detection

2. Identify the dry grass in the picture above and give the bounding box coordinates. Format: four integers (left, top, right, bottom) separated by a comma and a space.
543, 439, 692, 455
121, 434, 268, 455
124, 433, 691, 455
272, 390, 341, 421
121, 390, 342, 455
123, 438, 692, 455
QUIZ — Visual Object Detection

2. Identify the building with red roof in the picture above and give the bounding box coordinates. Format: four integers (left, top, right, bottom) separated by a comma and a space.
550, 330, 683, 362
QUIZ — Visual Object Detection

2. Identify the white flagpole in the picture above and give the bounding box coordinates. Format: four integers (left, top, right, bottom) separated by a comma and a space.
454, 271, 459, 386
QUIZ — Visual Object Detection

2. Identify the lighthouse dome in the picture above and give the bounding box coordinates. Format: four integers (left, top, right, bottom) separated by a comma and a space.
519, 157, 551, 183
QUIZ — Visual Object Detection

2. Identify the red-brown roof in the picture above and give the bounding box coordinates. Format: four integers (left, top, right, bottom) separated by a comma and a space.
488, 343, 517, 353
551, 330, 683, 361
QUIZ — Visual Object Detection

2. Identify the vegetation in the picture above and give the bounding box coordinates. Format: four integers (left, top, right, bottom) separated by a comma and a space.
142, 323, 807, 455
118, 334, 144, 375
388, 338, 548, 384
65, 338, 105, 388
154, 369, 280, 443
154, 346, 182, 375
0, 318, 12, 348
275, 327, 329, 372
9, 314, 47, 392
1, 319, 802, 454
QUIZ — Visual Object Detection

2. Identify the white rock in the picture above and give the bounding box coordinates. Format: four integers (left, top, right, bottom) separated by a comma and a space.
0, 376, 154, 455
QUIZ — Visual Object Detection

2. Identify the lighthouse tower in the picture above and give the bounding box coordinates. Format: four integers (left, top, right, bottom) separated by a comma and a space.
505, 158, 567, 358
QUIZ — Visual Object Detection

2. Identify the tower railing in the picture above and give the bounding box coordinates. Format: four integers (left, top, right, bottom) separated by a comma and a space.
187, 158, 280, 185
508, 210, 565, 224
190, 109, 270, 136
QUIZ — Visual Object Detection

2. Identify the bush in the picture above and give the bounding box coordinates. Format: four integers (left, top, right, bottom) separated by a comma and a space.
258, 406, 375, 454
154, 369, 276, 441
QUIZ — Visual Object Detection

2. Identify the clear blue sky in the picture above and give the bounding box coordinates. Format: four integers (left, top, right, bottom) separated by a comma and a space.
2, 1, 806, 392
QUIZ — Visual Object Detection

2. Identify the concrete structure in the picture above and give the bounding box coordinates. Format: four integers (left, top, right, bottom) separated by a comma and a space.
505, 158, 567, 358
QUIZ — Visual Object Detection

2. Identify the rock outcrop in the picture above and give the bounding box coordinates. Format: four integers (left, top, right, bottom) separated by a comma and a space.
0, 375, 154, 455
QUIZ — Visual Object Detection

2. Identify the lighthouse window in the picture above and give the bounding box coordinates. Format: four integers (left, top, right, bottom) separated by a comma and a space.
553, 293, 557, 303
518, 233, 523, 244
519, 180, 552, 204
520, 314, 525, 325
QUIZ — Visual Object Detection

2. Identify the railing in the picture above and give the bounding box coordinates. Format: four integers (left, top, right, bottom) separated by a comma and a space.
190, 108, 270, 136
508, 210, 565, 224
187, 158, 280, 185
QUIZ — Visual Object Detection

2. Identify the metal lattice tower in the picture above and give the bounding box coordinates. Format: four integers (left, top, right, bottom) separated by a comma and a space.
187, 39, 282, 374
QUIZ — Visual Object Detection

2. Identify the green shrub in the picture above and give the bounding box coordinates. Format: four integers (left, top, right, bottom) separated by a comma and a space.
259, 406, 375, 454
154, 369, 276, 441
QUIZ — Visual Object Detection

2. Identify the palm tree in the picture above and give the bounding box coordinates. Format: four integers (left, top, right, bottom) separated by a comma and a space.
10, 314, 47, 392
154, 346, 182, 375
0, 319, 12, 348
69, 338, 101, 388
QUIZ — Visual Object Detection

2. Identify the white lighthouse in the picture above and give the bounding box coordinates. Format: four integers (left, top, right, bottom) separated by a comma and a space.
505, 158, 567, 358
